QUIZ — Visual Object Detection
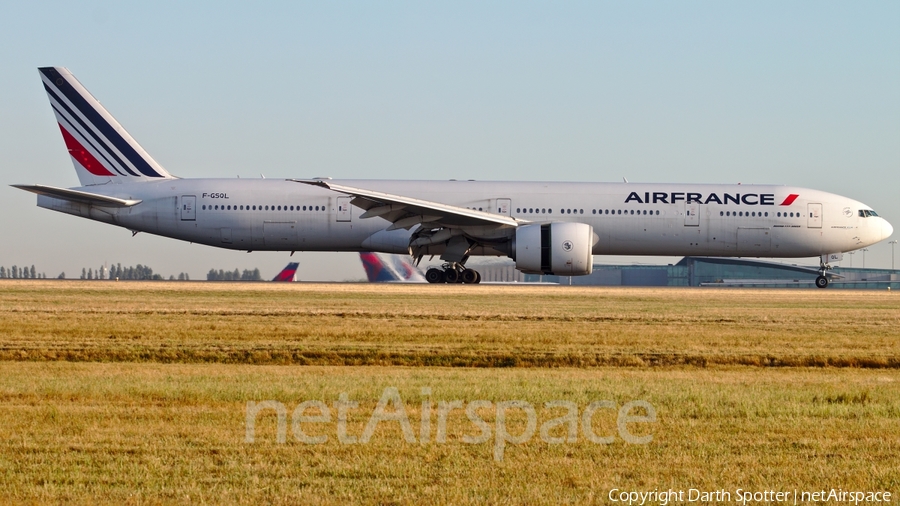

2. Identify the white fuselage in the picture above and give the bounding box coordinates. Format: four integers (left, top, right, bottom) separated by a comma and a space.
38, 179, 891, 259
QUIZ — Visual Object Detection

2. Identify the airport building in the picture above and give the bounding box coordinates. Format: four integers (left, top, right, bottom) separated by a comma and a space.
473, 257, 900, 289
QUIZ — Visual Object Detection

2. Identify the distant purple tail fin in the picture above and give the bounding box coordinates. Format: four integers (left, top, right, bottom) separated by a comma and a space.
359, 253, 425, 282
272, 262, 299, 282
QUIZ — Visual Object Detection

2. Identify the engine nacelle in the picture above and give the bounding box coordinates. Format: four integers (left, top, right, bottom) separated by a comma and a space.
512, 222, 594, 276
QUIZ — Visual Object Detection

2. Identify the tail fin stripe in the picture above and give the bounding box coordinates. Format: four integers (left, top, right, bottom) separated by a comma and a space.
51, 102, 131, 176
43, 78, 155, 178
44, 82, 139, 177
57, 124, 117, 177
40, 69, 164, 178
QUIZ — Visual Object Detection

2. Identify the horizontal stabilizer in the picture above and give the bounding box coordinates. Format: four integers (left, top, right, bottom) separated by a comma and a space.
11, 184, 142, 207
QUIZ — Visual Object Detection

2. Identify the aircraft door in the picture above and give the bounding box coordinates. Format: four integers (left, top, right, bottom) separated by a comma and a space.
808, 203, 822, 228
684, 202, 700, 226
496, 198, 511, 216
336, 197, 352, 222
181, 195, 196, 221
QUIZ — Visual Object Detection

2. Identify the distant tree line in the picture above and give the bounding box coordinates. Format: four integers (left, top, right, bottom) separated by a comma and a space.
2, 262, 263, 281
105, 263, 191, 281
0, 265, 46, 279
207, 268, 262, 281
71, 264, 191, 281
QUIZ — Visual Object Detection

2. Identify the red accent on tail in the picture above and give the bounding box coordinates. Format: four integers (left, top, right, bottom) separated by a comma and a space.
780, 194, 799, 206
58, 124, 115, 176
272, 263, 299, 281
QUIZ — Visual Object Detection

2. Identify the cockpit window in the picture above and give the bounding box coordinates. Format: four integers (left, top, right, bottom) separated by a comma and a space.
859, 210, 879, 218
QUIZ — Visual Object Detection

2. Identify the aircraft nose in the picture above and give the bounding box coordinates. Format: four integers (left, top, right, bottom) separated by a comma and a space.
883, 218, 894, 241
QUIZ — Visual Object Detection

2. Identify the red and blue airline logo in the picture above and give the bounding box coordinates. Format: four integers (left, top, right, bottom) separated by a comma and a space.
780, 194, 799, 206
624, 191, 801, 206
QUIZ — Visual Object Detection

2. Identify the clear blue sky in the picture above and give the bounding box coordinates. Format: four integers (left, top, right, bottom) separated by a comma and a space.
1, 1, 897, 279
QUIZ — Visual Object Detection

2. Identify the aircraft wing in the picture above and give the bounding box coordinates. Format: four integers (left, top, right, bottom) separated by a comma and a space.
12, 184, 142, 207
293, 180, 520, 229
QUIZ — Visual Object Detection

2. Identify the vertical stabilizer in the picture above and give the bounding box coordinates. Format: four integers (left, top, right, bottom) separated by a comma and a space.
360, 252, 426, 282
272, 263, 300, 282
39, 67, 174, 186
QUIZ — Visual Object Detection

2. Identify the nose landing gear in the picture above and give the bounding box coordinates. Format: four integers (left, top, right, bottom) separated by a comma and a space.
425, 263, 481, 284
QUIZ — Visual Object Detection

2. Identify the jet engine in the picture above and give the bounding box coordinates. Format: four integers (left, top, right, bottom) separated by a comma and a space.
511, 222, 594, 276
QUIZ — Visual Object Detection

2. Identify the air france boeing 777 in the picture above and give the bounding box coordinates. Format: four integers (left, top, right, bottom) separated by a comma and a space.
14, 67, 893, 287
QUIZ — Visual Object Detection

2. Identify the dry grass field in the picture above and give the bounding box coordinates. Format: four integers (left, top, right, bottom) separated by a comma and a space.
1, 280, 899, 504
1, 280, 898, 368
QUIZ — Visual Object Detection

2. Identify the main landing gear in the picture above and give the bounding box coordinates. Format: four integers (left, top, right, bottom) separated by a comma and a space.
816, 255, 832, 289
425, 263, 481, 284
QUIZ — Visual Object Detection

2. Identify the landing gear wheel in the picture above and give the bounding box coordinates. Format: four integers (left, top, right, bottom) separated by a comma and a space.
425, 268, 445, 284
444, 268, 461, 284
815, 275, 829, 289
461, 269, 479, 284
474, 271, 481, 284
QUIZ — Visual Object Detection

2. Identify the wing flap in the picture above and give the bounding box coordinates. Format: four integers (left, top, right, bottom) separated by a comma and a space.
292, 180, 520, 228
12, 184, 142, 207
